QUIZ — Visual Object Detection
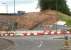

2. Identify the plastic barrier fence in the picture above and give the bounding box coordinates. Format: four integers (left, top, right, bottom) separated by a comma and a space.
0, 31, 71, 37
0, 31, 15, 37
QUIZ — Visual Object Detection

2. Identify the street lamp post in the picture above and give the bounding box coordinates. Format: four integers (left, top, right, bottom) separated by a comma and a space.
14, 0, 15, 13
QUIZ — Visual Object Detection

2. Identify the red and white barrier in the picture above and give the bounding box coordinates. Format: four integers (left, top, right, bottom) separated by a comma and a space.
0, 30, 71, 37
19, 31, 69, 36
0, 31, 15, 37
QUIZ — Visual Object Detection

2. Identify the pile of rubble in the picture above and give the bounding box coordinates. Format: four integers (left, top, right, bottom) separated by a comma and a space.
0, 10, 59, 30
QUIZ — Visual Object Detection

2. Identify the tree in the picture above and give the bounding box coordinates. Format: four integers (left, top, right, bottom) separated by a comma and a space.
39, 0, 70, 15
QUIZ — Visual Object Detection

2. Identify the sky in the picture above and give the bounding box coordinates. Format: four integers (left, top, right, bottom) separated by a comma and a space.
0, 0, 71, 13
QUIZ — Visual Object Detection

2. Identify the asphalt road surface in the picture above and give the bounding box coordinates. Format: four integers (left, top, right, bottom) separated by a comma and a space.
0, 38, 15, 50
14, 39, 64, 50
1, 35, 71, 50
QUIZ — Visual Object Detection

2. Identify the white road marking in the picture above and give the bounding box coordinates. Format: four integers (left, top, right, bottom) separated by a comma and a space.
37, 41, 43, 48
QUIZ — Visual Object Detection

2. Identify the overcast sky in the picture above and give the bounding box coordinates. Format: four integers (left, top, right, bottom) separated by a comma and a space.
0, 0, 71, 13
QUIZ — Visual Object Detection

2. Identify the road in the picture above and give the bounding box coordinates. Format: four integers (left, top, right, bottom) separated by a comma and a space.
13, 39, 64, 50
2, 35, 70, 50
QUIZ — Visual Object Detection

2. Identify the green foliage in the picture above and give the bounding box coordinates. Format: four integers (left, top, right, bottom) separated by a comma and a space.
58, 12, 71, 26
39, 0, 70, 15
65, 20, 71, 26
